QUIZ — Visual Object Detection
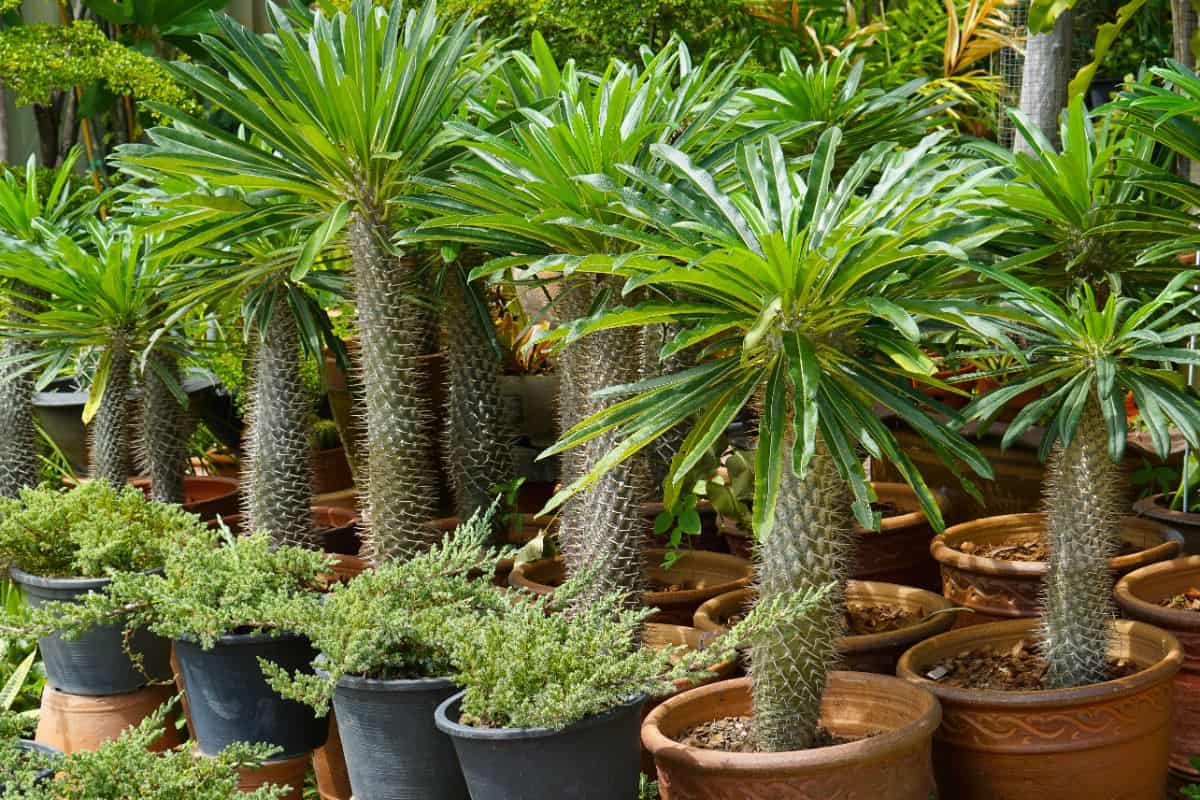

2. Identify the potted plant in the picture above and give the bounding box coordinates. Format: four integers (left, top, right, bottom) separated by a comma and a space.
530, 130, 998, 795
0, 482, 203, 696
897, 272, 1198, 798
0, 652, 59, 795
38, 526, 332, 758
261, 511, 505, 800
0, 149, 95, 500
433, 572, 827, 800
117, 0, 493, 562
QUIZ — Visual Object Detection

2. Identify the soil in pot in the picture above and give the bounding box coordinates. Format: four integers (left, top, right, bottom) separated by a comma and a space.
12, 568, 172, 696
332, 674, 466, 800
172, 632, 328, 758
1115, 556, 1200, 789
1136, 493, 1200, 554
693, 581, 957, 675
719, 483, 947, 591
435, 692, 644, 800
129, 476, 240, 520
897, 618, 1182, 800
508, 550, 753, 626
932, 513, 1182, 624
641, 674, 940, 799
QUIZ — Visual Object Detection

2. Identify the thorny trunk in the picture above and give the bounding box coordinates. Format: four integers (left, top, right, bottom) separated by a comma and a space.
1039, 395, 1122, 689
0, 285, 44, 497
139, 351, 191, 505
244, 294, 317, 549
91, 345, 134, 487
347, 209, 439, 562
751, 435, 853, 752
1014, 10, 1073, 154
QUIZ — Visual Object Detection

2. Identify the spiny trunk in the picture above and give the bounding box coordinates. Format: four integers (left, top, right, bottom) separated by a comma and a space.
1039, 395, 1121, 688
641, 318, 691, 494
1014, 10, 1073, 154
347, 209, 439, 562
558, 276, 649, 606
139, 352, 192, 505
443, 270, 514, 527
0, 286, 44, 497
243, 295, 317, 549
91, 347, 134, 488
751, 436, 853, 752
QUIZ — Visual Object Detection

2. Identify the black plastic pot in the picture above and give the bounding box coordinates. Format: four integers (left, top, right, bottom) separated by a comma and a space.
173, 631, 328, 757
433, 692, 644, 800
0, 740, 61, 792
332, 674, 465, 800
10, 567, 172, 696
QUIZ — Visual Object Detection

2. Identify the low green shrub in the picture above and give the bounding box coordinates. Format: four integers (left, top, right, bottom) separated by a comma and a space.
0, 483, 204, 579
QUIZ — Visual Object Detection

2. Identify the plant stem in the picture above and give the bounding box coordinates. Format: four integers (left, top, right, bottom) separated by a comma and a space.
751, 435, 852, 751
92, 346, 134, 488
0, 285, 44, 497
140, 352, 191, 505
347, 209, 439, 562
244, 293, 317, 549
1039, 394, 1121, 688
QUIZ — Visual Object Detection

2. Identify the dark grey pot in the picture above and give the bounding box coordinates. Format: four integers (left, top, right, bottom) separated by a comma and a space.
173, 631, 328, 758
433, 692, 645, 800
10, 567, 172, 696
0, 740, 62, 792
332, 673, 465, 800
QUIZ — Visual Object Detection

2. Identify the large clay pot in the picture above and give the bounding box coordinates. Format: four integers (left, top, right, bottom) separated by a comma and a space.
1115, 556, 1200, 790
896, 618, 1182, 800
35, 683, 181, 754
1136, 494, 1200, 554
312, 713, 353, 800
509, 550, 754, 625
641, 674, 940, 799
128, 475, 240, 520
693, 581, 957, 674
224, 750, 308, 800
719, 483, 948, 591
932, 513, 1182, 624
312, 446, 354, 494
424, 513, 556, 586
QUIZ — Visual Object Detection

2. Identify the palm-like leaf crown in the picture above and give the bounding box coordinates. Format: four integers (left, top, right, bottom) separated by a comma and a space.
0, 150, 98, 247
540, 130, 1004, 535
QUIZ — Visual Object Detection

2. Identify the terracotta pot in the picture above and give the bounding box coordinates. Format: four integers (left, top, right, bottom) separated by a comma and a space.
129, 475, 240, 520
693, 581, 957, 675
35, 683, 181, 754
1115, 556, 1200, 788
1136, 493, 1200, 554
312, 446, 354, 495
509, 550, 754, 625
203, 448, 240, 478
641, 674, 940, 799
896, 618, 1182, 800
425, 513, 557, 586
330, 553, 371, 583
312, 712, 353, 800
719, 483, 948, 591
212, 507, 360, 555
223, 750, 307, 800
643, 501, 729, 553
932, 513, 1182, 624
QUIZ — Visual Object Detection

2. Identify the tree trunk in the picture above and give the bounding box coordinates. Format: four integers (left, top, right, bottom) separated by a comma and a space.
1039, 395, 1122, 689
0, 285, 44, 497
139, 352, 191, 505
641, 317, 692, 495
1014, 10, 1074, 153
347, 209, 440, 562
442, 267, 514, 527
91, 347, 134, 487
751, 435, 853, 752
243, 294, 318, 549
1173, 0, 1199, 180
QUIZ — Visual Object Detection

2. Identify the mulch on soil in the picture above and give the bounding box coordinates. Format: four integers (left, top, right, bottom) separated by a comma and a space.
924, 639, 1138, 690
1161, 587, 1200, 611
678, 717, 862, 752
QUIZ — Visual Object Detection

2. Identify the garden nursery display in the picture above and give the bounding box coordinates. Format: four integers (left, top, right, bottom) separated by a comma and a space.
2, 0, 1200, 797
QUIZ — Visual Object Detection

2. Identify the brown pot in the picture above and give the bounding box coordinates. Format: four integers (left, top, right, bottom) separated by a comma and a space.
643, 501, 729, 553
211, 507, 362, 557
1115, 556, 1200, 788
509, 550, 754, 625
312, 712, 353, 800
129, 475, 240, 520
213, 749, 306, 800
932, 513, 1182, 624
641, 674, 940, 799
719, 483, 948, 591
896, 618, 1182, 800
1136, 493, 1200, 554
425, 513, 557, 586
330, 553, 371, 583
312, 446, 355, 495
693, 581, 957, 675
203, 448, 240, 478
35, 683, 181, 754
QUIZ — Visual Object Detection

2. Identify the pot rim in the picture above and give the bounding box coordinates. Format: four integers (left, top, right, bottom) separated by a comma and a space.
640, 674, 941, 773
433, 691, 645, 741
509, 553, 754, 603
1134, 493, 1200, 524
173, 629, 307, 649
896, 618, 1183, 708
128, 475, 240, 490
335, 672, 457, 693
1114, 555, 1200, 632
930, 513, 1182, 578
9, 565, 164, 590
